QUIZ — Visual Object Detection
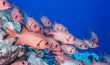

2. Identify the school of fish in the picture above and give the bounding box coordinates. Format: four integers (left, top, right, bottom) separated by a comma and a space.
0, 0, 109, 65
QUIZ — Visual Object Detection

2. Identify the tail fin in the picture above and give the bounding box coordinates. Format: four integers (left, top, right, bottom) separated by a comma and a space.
4, 27, 18, 40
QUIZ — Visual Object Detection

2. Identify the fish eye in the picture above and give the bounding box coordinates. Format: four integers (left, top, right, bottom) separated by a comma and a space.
22, 62, 25, 64
3, 1, 6, 5
47, 21, 49, 24
34, 25, 37, 28
45, 42, 48, 45
37, 43, 39, 46
15, 15, 18, 19
73, 38, 75, 41
55, 45, 57, 48
85, 45, 87, 48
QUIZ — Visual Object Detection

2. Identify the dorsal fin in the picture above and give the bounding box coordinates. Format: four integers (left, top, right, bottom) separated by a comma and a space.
21, 26, 28, 33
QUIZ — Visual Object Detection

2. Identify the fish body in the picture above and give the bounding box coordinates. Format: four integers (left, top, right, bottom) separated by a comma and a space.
83, 39, 98, 48
92, 60, 108, 65
53, 23, 68, 32
0, 0, 11, 11
11, 6, 23, 23
5, 27, 49, 49
41, 16, 52, 27
11, 61, 28, 65
90, 31, 99, 44
61, 45, 78, 54
46, 37, 61, 51
49, 30, 75, 44
26, 17, 43, 33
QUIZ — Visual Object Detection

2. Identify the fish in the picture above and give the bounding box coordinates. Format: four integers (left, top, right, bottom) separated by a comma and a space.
53, 22, 68, 32
0, 0, 11, 11
50, 50, 64, 56
5, 27, 50, 49
91, 60, 108, 65
90, 31, 99, 44
83, 39, 99, 48
48, 30, 75, 44
55, 55, 74, 64
74, 38, 88, 50
61, 44, 78, 54
11, 61, 28, 65
41, 16, 52, 27
46, 37, 61, 51
11, 6, 23, 23
26, 17, 43, 33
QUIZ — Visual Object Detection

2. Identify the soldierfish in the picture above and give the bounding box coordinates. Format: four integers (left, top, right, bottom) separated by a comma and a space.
11, 6, 23, 23
48, 30, 75, 44
46, 37, 61, 51
26, 17, 43, 33
91, 60, 108, 65
0, 0, 11, 11
53, 22, 68, 32
11, 61, 28, 65
41, 16, 52, 27
83, 39, 98, 48
90, 31, 99, 45
61, 44, 78, 54
74, 38, 88, 50
50, 50, 64, 56
55, 55, 74, 64
5, 27, 50, 49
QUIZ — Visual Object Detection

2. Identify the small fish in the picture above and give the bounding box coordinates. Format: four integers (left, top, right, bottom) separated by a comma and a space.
0, 0, 11, 11
90, 31, 99, 44
91, 60, 108, 65
74, 38, 88, 50
55, 55, 74, 64
46, 37, 61, 51
41, 16, 52, 27
50, 50, 64, 56
61, 44, 78, 54
26, 17, 43, 33
11, 61, 28, 65
5, 27, 50, 49
53, 22, 68, 32
83, 39, 98, 48
11, 6, 23, 23
48, 30, 75, 44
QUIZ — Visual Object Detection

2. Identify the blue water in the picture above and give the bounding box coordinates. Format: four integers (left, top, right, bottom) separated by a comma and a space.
8, 0, 110, 54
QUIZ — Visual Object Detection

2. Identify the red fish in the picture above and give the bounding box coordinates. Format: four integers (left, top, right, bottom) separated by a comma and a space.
11, 61, 28, 65
48, 30, 75, 44
26, 17, 43, 33
5, 27, 50, 49
61, 44, 78, 54
0, 0, 11, 11
46, 37, 61, 51
41, 16, 52, 27
11, 6, 23, 23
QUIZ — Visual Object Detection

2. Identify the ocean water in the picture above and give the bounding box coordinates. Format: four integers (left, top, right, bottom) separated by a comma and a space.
8, 0, 110, 54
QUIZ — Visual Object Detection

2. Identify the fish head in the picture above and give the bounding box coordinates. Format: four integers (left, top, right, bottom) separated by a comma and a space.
41, 16, 52, 27
69, 46, 78, 54
0, 0, 11, 10
11, 61, 28, 65
11, 6, 23, 22
26, 17, 43, 33
36, 39, 50, 49
66, 33, 75, 43
79, 43, 88, 50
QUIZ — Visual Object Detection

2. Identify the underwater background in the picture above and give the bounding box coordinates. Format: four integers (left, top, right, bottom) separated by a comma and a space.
8, 0, 110, 54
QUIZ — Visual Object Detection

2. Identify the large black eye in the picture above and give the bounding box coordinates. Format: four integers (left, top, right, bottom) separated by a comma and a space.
55, 45, 57, 48
34, 25, 37, 28
45, 42, 48, 45
15, 15, 18, 19
22, 62, 25, 64
3, 1, 6, 5
37, 43, 39, 46
47, 21, 49, 24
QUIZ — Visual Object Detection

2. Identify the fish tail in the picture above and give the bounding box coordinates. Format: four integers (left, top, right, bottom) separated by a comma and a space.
4, 27, 18, 40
